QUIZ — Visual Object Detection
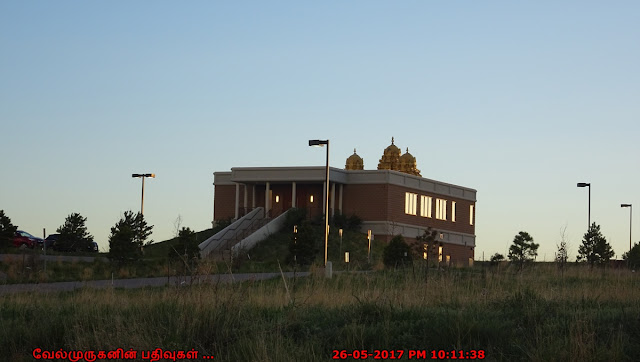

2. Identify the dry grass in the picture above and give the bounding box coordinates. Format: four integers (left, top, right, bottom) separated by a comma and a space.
1, 264, 639, 361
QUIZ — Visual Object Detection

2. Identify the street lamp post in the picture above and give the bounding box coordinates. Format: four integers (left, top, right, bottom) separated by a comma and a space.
132, 173, 155, 215
309, 139, 329, 266
577, 182, 591, 229
621, 204, 632, 257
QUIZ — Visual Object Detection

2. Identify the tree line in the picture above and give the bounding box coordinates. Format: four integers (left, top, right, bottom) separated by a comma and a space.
0, 209, 155, 262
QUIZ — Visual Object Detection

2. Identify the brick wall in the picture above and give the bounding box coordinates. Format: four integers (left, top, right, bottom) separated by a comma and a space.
342, 184, 389, 220
387, 184, 475, 235
214, 184, 237, 221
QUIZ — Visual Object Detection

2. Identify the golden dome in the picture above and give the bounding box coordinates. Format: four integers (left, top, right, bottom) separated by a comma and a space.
382, 137, 401, 156
345, 149, 364, 170
400, 148, 421, 176
378, 137, 401, 171
400, 147, 415, 162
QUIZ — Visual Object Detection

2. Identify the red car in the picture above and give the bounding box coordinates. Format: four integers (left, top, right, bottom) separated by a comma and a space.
13, 230, 42, 249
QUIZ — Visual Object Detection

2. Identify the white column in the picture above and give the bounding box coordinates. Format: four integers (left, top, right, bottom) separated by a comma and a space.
265, 182, 270, 214
252, 185, 256, 209
330, 182, 336, 216
212, 181, 216, 227
339, 184, 343, 214
235, 183, 240, 220
243, 185, 248, 215
292, 182, 297, 209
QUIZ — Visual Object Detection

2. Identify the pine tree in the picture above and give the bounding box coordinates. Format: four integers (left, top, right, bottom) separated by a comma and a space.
108, 211, 153, 263
577, 223, 615, 267
508, 231, 539, 270
622, 242, 640, 270
383, 235, 412, 268
287, 221, 318, 266
56, 213, 94, 252
0, 210, 18, 250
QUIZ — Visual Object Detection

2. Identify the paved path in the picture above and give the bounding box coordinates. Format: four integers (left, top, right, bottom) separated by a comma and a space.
0, 272, 310, 295
0, 253, 107, 263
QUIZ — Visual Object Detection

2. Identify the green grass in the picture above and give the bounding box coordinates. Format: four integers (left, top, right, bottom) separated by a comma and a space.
2, 266, 640, 361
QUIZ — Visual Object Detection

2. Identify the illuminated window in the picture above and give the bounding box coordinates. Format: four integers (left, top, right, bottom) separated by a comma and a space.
275, 195, 280, 203
436, 199, 447, 220
451, 201, 456, 222
405, 192, 417, 215
310, 195, 314, 203
446, 255, 451, 265
438, 246, 443, 262
420, 195, 432, 218
470, 205, 474, 225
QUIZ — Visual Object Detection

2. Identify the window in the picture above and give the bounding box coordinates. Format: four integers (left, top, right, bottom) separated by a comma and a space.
436, 199, 447, 220
470, 205, 474, 225
420, 195, 432, 218
451, 201, 456, 222
310, 195, 314, 203
405, 192, 417, 215
438, 246, 443, 262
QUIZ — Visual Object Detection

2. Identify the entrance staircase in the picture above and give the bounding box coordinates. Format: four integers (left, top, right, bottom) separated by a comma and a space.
199, 207, 291, 261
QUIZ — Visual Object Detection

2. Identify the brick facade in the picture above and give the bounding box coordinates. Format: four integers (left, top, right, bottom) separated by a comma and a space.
213, 167, 476, 263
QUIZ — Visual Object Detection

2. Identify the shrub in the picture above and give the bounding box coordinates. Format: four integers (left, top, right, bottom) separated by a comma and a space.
383, 235, 412, 268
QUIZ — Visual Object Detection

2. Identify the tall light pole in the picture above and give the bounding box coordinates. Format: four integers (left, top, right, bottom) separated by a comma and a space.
577, 182, 591, 229
309, 139, 329, 266
132, 173, 155, 215
621, 204, 632, 257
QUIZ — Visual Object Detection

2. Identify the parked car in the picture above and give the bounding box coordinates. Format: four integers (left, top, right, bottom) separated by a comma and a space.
44, 234, 59, 250
13, 230, 43, 249
46, 233, 98, 253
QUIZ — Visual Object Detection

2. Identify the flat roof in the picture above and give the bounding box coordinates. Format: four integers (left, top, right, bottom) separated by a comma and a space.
214, 166, 476, 201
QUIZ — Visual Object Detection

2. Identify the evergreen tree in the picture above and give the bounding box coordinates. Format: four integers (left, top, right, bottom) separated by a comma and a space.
383, 235, 412, 268
622, 242, 640, 270
108, 211, 153, 263
287, 221, 318, 266
169, 227, 200, 262
577, 223, 614, 267
508, 231, 539, 270
56, 213, 94, 252
0, 210, 18, 250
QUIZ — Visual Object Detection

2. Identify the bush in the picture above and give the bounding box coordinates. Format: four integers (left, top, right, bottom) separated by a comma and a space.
287, 221, 319, 266
284, 208, 307, 232
332, 213, 362, 232
383, 235, 412, 268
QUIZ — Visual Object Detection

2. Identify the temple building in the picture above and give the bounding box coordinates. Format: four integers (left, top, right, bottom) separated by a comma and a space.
203, 138, 476, 266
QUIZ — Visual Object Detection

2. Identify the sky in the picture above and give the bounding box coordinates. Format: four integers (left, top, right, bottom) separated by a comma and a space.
1, 1, 639, 261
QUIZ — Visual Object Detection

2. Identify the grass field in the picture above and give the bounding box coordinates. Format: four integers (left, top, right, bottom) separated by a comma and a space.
0, 227, 385, 284
2, 264, 639, 361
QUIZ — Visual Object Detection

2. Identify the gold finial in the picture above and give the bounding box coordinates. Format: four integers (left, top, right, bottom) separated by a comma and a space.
406, 147, 409, 153
391, 137, 395, 145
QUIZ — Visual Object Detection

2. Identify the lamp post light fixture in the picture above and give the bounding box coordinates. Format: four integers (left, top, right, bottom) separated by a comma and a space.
309, 139, 330, 266
132, 173, 155, 215
621, 204, 632, 257
577, 182, 591, 229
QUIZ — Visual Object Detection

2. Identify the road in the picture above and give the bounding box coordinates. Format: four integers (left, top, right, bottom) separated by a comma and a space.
0, 271, 310, 295
0, 253, 107, 263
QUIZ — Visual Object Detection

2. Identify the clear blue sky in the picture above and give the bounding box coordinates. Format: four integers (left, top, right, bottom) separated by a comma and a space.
2, 1, 639, 260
